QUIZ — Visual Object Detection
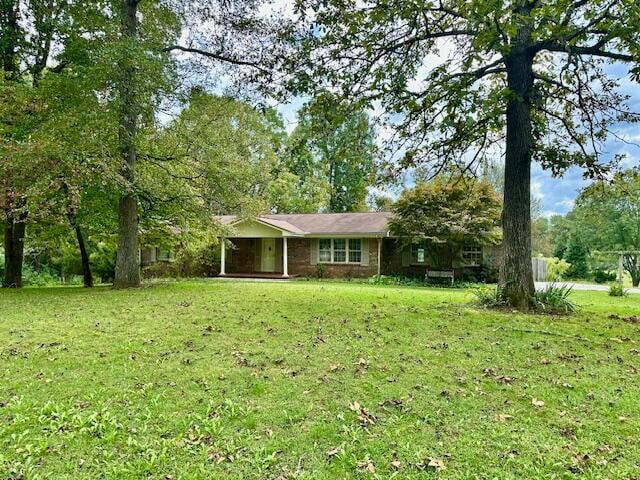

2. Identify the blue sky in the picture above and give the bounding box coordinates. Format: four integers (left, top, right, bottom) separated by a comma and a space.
529, 66, 640, 218
274, 68, 640, 219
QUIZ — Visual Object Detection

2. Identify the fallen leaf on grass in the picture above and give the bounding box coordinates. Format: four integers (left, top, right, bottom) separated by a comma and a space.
357, 459, 375, 473
390, 452, 401, 470
421, 457, 446, 471
494, 413, 513, 422
348, 401, 376, 427
327, 447, 341, 459
532, 398, 545, 408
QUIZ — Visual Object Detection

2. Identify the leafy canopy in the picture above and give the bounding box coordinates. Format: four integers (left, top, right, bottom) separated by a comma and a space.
290, 0, 640, 177
286, 91, 378, 212
390, 178, 502, 248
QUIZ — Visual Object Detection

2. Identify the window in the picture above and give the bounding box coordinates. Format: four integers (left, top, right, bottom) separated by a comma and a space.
317, 238, 364, 264
462, 245, 482, 266
157, 247, 172, 262
411, 242, 427, 264
319, 239, 332, 262
348, 239, 362, 263
333, 239, 346, 262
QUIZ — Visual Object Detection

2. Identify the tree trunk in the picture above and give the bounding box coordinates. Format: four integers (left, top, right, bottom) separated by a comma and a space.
623, 254, 639, 287
74, 224, 93, 288
113, 0, 141, 289
2, 207, 26, 288
1, 0, 25, 289
61, 182, 93, 287
499, 26, 536, 309
1, 0, 19, 75
67, 213, 93, 288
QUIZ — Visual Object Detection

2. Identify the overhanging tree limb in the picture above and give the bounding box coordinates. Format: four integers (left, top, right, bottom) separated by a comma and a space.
164, 45, 271, 73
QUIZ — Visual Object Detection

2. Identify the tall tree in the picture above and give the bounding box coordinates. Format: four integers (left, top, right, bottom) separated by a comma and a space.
287, 91, 378, 212
1, 0, 68, 287
289, 0, 640, 308
109, 0, 287, 287
1, 0, 24, 288
113, 0, 142, 288
570, 170, 640, 286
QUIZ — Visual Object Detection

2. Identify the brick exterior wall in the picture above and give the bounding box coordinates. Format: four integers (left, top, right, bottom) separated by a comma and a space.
143, 237, 502, 280
287, 238, 379, 278
227, 238, 260, 274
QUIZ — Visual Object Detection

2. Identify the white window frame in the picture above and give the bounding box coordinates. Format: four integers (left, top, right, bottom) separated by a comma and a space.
348, 239, 362, 263
318, 239, 332, 263
461, 245, 482, 266
317, 238, 363, 264
411, 242, 427, 265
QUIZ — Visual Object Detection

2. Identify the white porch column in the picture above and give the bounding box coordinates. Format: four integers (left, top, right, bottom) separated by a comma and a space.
282, 236, 289, 278
377, 238, 382, 276
220, 237, 226, 276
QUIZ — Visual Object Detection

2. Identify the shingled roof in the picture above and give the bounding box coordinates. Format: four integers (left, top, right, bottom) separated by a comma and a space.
216, 212, 394, 236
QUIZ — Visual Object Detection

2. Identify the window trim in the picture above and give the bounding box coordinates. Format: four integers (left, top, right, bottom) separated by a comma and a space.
461, 244, 483, 266
410, 242, 427, 265
317, 238, 363, 264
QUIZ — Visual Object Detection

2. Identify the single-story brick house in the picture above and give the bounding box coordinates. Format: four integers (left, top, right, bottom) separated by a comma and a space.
204, 212, 500, 280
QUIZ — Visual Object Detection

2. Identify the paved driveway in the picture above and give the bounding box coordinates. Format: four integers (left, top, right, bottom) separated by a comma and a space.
535, 281, 640, 294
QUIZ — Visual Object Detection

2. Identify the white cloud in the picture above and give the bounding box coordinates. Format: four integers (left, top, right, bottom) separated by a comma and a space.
531, 180, 545, 200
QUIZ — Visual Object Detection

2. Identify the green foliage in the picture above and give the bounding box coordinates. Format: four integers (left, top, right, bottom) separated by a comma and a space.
459, 263, 499, 283
314, 263, 326, 279
21, 266, 72, 287
368, 275, 425, 287
609, 283, 629, 297
285, 91, 378, 212
531, 218, 555, 257
390, 178, 502, 259
546, 257, 571, 281
267, 171, 330, 214
569, 171, 640, 287
593, 269, 617, 284
531, 283, 577, 314
368, 274, 478, 289
564, 235, 590, 279
90, 242, 117, 284
288, 0, 639, 178
473, 286, 509, 308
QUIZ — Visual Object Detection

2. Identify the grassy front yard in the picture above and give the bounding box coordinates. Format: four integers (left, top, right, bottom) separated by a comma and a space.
1, 280, 639, 479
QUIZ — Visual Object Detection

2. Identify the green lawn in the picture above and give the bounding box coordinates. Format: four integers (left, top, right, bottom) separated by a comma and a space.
1, 280, 639, 479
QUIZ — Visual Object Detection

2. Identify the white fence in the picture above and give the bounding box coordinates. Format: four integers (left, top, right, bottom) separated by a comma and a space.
532, 257, 548, 282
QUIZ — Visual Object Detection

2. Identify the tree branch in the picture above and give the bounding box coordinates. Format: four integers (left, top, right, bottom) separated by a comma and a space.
164, 45, 270, 73
541, 42, 634, 62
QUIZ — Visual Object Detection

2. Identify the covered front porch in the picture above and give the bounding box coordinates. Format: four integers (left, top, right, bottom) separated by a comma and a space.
219, 217, 302, 279
219, 237, 293, 278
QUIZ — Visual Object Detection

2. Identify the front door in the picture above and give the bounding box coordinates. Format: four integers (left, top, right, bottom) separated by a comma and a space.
261, 238, 276, 272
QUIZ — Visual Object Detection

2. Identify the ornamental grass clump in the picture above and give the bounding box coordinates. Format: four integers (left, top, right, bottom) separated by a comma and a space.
609, 283, 628, 297
532, 283, 576, 313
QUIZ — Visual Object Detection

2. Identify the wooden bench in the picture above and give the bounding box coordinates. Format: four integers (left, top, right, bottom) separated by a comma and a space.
425, 269, 455, 285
